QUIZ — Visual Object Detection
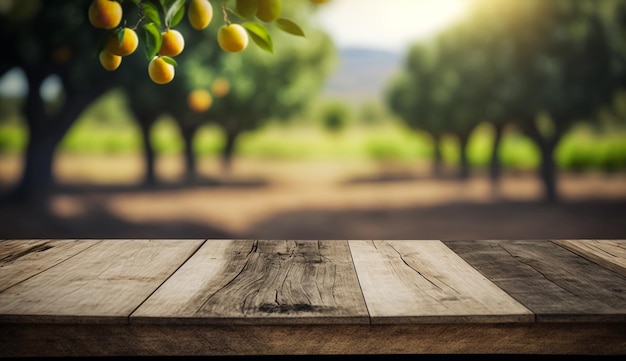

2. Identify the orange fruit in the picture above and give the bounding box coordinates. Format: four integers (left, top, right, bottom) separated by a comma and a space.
105, 28, 138, 56
88, 0, 122, 29
217, 24, 249, 53
148, 56, 175, 84
256, 0, 281, 22
99, 51, 122, 71
188, 89, 213, 112
159, 29, 185, 57
188, 0, 213, 30
211, 77, 230, 98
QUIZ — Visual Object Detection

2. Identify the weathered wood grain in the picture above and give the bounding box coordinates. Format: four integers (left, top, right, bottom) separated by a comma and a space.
348, 240, 533, 323
2, 323, 625, 356
0, 239, 203, 323
132, 240, 369, 324
444, 240, 626, 322
0, 239, 99, 291
554, 239, 626, 277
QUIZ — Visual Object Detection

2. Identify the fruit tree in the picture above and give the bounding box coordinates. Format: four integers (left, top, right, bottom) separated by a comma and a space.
0, 0, 330, 201
88, 0, 320, 84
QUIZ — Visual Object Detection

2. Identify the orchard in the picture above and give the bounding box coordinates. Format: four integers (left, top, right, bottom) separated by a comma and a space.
88, 0, 328, 84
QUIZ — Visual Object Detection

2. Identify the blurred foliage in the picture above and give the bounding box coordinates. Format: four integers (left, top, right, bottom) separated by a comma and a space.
2, 0, 626, 199
0, 0, 336, 196
320, 101, 351, 134
386, 0, 626, 199
389, 0, 626, 139
3, 110, 626, 173
1, 0, 130, 199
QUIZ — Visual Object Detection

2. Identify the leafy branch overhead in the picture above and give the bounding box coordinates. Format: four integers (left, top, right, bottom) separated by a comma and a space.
88, 0, 314, 85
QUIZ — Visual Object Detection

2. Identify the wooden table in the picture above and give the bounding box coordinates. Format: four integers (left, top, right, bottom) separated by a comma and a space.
0, 239, 625, 356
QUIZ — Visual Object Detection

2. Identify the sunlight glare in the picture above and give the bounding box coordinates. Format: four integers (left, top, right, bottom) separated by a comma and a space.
313, 0, 470, 52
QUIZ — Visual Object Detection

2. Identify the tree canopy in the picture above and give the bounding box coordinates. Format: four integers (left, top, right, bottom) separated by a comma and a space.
0, 0, 334, 200
387, 0, 626, 200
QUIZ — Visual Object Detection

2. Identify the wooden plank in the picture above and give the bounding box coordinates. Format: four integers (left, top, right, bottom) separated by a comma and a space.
132, 240, 370, 324
0, 239, 99, 291
554, 239, 626, 277
348, 240, 533, 323
0, 239, 203, 323
444, 240, 626, 322
2, 323, 625, 356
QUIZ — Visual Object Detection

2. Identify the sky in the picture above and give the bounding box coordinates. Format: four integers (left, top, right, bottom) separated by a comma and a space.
312, 0, 471, 53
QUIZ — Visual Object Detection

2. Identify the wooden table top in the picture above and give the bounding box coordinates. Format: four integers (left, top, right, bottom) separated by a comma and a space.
0, 239, 625, 325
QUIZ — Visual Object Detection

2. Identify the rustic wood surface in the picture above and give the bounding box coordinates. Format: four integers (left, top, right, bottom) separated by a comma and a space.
2, 323, 625, 356
444, 239, 626, 322
554, 239, 626, 277
1, 239, 626, 356
0, 239, 99, 292
0, 239, 203, 323
348, 240, 533, 323
133, 240, 369, 324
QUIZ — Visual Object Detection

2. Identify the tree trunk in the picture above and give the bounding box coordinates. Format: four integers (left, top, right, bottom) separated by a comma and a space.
523, 120, 562, 203
10, 73, 52, 201
128, 100, 159, 187
180, 124, 198, 182
138, 120, 157, 186
539, 140, 558, 203
457, 131, 471, 181
431, 133, 443, 178
221, 130, 239, 176
8, 134, 57, 202
489, 122, 505, 185
6, 73, 107, 202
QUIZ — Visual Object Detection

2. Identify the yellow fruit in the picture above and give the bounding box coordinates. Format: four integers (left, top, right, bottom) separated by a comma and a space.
159, 29, 185, 57
211, 77, 230, 98
88, 0, 122, 29
105, 28, 138, 56
188, 0, 213, 30
256, 0, 281, 22
236, 0, 258, 19
99, 51, 122, 71
187, 89, 213, 112
148, 56, 175, 84
217, 24, 249, 53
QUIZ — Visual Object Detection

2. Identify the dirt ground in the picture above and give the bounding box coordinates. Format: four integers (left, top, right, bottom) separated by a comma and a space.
1, 154, 626, 240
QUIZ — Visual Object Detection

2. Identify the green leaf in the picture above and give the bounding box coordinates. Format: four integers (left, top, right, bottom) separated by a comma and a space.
116, 28, 126, 46
143, 22, 162, 59
159, 0, 176, 7
128, 0, 142, 6
162, 56, 178, 66
169, 3, 186, 27
276, 18, 305, 37
243, 22, 274, 54
162, 0, 186, 27
141, 2, 162, 27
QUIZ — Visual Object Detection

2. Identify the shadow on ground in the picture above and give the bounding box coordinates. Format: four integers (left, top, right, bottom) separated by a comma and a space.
0, 199, 233, 239
2, 194, 625, 240
241, 200, 626, 240
2, 164, 626, 240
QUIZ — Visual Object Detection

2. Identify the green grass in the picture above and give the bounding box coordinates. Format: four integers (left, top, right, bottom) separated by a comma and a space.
0, 122, 27, 153
62, 121, 141, 154
238, 122, 431, 161
557, 126, 626, 172
1, 113, 625, 172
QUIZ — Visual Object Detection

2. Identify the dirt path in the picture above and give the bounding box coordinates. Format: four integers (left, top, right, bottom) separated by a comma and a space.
1, 154, 626, 240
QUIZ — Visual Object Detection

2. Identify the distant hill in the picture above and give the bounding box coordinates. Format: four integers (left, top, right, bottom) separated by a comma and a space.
321, 47, 404, 103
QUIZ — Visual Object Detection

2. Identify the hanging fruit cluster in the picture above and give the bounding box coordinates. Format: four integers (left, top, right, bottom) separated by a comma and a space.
88, 0, 316, 84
